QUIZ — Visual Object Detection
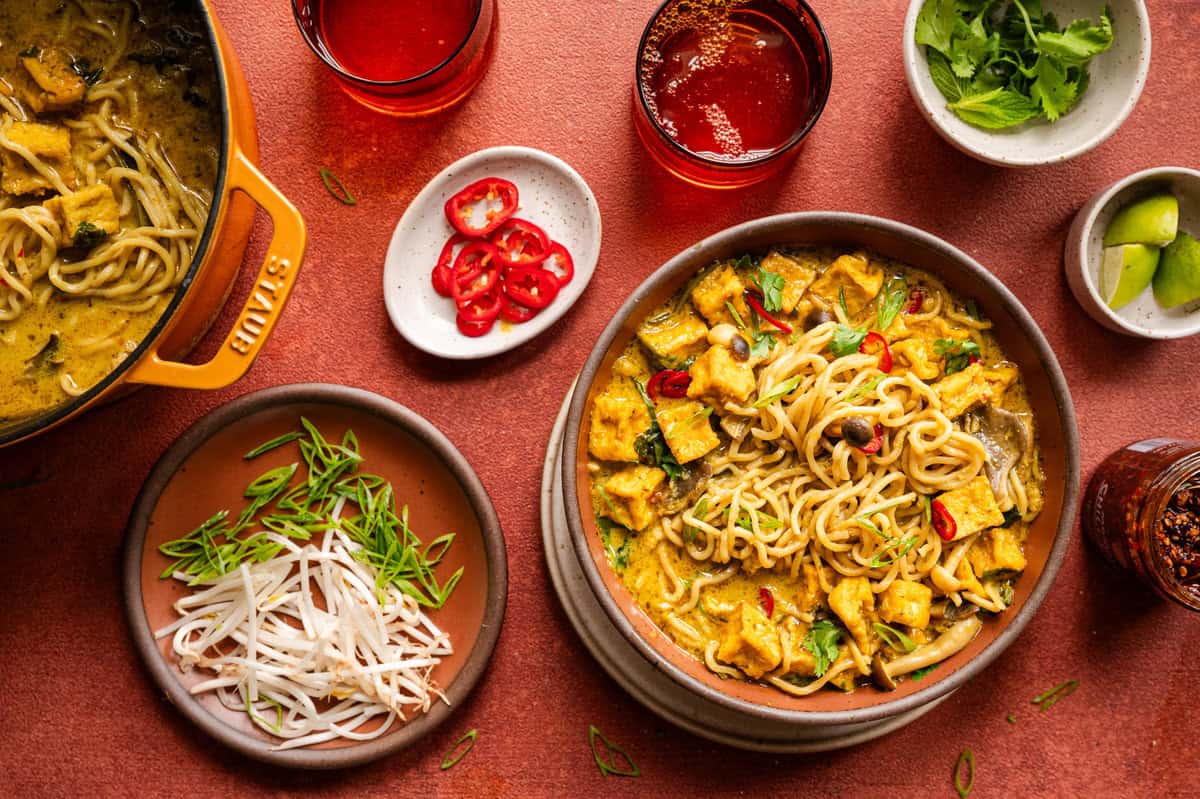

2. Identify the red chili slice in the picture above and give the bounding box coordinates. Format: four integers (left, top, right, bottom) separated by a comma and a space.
857, 423, 885, 454
456, 314, 495, 337
490, 217, 550, 268
457, 288, 503, 324
906, 287, 925, 315
744, 290, 792, 334
542, 241, 575, 288
931, 499, 957, 541
432, 233, 472, 298
504, 266, 559, 310
859, 331, 893, 373
444, 177, 519, 238
450, 242, 501, 304
647, 369, 691, 400
499, 291, 540, 324
759, 587, 774, 618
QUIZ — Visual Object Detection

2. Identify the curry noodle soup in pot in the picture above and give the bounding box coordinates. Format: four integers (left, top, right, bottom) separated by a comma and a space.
0, 0, 219, 421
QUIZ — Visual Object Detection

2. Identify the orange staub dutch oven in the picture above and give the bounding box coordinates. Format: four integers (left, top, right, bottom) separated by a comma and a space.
0, 2, 307, 448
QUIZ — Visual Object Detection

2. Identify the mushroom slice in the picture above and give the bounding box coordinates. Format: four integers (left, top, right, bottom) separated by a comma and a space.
870, 616, 983, 690
966, 406, 1032, 505
650, 461, 711, 516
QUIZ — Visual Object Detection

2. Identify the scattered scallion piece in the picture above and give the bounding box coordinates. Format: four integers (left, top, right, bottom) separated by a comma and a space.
753, 375, 803, 408
725, 300, 746, 329
876, 275, 908, 331
1006, 713, 1017, 725
319, 167, 357, 205
873, 622, 917, 653
845, 375, 884, 402
588, 725, 640, 778
440, 729, 478, 771
953, 748, 975, 799
1031, 679, 1079, 711
244, 431, 305, 459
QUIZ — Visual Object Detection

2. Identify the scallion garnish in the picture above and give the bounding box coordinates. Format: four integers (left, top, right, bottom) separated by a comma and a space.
588, 725, 640, 778
753, 374, 803, 407
1031, 679, 1079, 711
319, 167, 357, 205
908, 663, 938, 682
243, 431, 305, 459
725, 300, 746, 329
440, 729, 478, 771
845, 375, 884, 403
953, 748, 975, 799
873, 622, 917, 653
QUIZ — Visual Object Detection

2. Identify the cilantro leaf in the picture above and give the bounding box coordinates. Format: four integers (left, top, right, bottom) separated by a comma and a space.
829, 324, 867, 358
749, 328, 775, 358
948, 13, 996, 79
915, 0, 958, 55
934, 338, 982, 374
1029, 55, 1077, 121
803, 620, 843, 677
752, 266, 785, 314
947, 87, 1039, 129
1036, 13, 1113, 65
598, 518, 632, 573
631, 379, 684, 480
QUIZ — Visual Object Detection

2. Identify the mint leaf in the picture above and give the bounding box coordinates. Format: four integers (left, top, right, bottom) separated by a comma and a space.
1036, 13, 1113, 65
915, 0, 958, 55
947, 87, 1039, 129
927, 48, 968, 102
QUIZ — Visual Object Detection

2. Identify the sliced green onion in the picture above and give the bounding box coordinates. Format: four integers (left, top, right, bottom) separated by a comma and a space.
1032, 679, 1079, 711
873, 622, 917, 653
319, 167, 356, 205
588, 725, 640, 778
845, 375, 884, 402
753, 375, 803, 408
440, 729, 477, 771
908, 663, 938, 682
243, 431, 305, 459
725, 300, 746, 329
953, 748, 975, 799
1006, 713, 1017, 725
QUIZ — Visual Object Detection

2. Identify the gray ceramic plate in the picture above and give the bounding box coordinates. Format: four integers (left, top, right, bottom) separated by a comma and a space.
122, 384, 507, 769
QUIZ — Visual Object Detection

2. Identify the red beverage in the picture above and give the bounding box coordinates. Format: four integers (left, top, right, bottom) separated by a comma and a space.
293, 0, 497, 117
634, 0, 831, 188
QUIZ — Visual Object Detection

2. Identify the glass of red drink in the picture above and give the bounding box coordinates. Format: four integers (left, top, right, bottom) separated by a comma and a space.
292, 0, 497, 117
634, 0, 832, 189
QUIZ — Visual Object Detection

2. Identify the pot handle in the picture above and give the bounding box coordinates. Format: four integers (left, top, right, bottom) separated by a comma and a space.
125, 149, 306, 389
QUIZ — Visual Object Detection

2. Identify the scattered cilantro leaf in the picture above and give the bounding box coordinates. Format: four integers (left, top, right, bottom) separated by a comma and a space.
752, 267, 785, 313
632, 379, 683, 480
934, 338, 982, 374
803, 620, 843, 677
598, 518, 632, 573
830, 324, 868, 358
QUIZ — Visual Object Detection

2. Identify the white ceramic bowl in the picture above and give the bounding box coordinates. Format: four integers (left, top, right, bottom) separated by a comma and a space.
1065, 166, 1200, 339
383, 146, 601, 359
902, 0, 1151, 167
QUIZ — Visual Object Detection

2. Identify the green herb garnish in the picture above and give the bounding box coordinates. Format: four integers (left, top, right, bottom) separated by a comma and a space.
18, 45, 39, 58
725, 300, 746, 329
72, 221, 108, 250
632, 379, 683, 480
908, 663, 939, 682
684, 497, 709, 544
1032, 678, 1079, 711
731, 507, 783, 531
588, 725, 640, 778
845, 375, 884, 403
319, 167, 357, 205
440, 729, 478, 771
953, 748, 975, 799
665, 405, 712, 437
243, 431, 305, 459
1001, 507, 1022, 527
753, 375, 802, 408
965, 299, 984, 321
838, 287, 851, 320
598, 517, 632, 573
1006, 713, 1017, 725
752, 266, 785, 313
875, 275, 908, 332
803, 619, 842, 677
830, 324, 868, 358
916, 0, 1114, 130
873, 622, 917, 653
70, 57, 103, 86
934, 337, 981, 374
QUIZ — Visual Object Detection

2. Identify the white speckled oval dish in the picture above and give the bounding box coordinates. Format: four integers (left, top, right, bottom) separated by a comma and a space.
902, 0, 1151, 168
383, 146, 602, 359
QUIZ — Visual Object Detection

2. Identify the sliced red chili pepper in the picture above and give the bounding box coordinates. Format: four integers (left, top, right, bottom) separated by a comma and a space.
968, 354, 980, 365
647, 369, 691, 400
857, 423, 885, 454
859, 331, 893, 373
541, 241, 575, 288
906, 287, 925, 315
444, 177, 519, 237
456, 314, 495, 337
457, 288, 503, 324
504, 266, 559, 310
931, 499, 957, 541
490, 217, 550, 268
759, 587, 774, 618
499, 291, 540, 324
744, 290, 792, 333
450, 242, 501, 304
432, 233, 471, 298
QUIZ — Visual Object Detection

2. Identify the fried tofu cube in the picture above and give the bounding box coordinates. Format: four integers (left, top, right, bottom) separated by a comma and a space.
829, 576, 876, 654
779, 617, 818, 676
612, 344, 651, 380
759, 251, 818, 313
690, 263, 750, 327
588, 380, 650, 462
686, 345, 755, 407
794, 562, 828, 613
878, 579, 933, 629
716, 601, 782, 679
655, 397, 718, 464
45, 183, 120, 247
20, 47, 86, 112
891, 337, 941, 381
1, 121, 75, 195
596, 465, 665, 532
932, 361, 1018, 418
937, 476, 1005, 541
967, 527, 1027, 580
808, 254, 884, 317
637, 307, 709, 368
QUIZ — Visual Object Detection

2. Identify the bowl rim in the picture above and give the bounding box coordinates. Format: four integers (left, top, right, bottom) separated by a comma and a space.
561, 211, 1081, 726
1067, 165, 1200, 339
901, 0, 1151, 168
121, 382, 508, 769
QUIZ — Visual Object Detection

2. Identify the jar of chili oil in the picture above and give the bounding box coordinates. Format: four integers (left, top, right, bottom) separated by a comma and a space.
1083, 438, 1200, 612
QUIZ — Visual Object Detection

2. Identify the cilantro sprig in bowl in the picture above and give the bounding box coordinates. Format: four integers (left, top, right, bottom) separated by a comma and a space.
903, 0, 1150, 167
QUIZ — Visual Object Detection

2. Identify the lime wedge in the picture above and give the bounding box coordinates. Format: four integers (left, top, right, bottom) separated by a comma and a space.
1104, 194, 1179, 247
1152, 231, 1200, 309
1100, 244, 1160, 310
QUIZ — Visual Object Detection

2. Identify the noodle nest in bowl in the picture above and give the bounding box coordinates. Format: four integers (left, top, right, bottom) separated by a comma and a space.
586, 248, 1044, 696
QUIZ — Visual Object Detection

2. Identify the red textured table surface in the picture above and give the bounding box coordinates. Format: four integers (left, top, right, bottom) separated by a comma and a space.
3, 1, 1199, 796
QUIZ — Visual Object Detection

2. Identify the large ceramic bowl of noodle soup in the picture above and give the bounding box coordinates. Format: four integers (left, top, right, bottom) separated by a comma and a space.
562, 212, 1079, 729
0, 0, 305, 447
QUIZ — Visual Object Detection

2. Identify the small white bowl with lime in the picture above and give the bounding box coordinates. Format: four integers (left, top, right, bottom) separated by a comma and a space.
1066, 166, 1200, 339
